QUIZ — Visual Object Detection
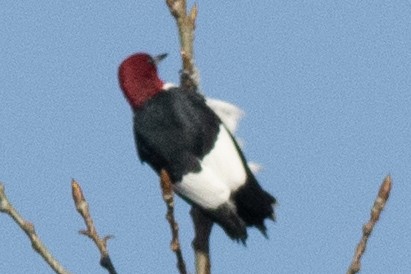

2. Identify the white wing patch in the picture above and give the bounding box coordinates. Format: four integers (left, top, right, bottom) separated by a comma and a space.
162, 87, 262, 176
173, 125, 247, 209
205, 98, 244, 133
206, 97, 262, 175
163, 84, 244, 133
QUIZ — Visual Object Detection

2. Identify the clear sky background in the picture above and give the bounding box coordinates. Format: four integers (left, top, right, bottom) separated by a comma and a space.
1, 1, 410, 273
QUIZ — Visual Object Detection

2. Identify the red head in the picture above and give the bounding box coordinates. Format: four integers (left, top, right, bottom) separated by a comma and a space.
118, 53, 167, 109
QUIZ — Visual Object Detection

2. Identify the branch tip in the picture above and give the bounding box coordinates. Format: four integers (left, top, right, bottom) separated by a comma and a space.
378, 175, 392, 201
71, 179, 85, 205
346, 175, 393, 274
189, 3, 198, 25
103, 235, 115, 242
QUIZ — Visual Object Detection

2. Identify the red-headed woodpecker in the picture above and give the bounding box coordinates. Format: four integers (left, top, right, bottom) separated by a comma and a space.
118, 53, 276, 242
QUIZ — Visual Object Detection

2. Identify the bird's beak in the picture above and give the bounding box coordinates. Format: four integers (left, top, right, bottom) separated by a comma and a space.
153, 53, 168, 65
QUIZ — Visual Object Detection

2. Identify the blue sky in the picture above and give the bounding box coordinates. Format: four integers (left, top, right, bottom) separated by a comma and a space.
1, 1, 410, 273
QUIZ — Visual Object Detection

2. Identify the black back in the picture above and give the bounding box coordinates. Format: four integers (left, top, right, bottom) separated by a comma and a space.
133, 88, 220, 182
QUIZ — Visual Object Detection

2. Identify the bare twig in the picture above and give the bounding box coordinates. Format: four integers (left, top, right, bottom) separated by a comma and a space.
71, 179, 117, 274
191, 207, 213, 274
0, 182, 71, 274
166, 0, 199, 90
160, 170, 187, 274
347, 175, 392, 274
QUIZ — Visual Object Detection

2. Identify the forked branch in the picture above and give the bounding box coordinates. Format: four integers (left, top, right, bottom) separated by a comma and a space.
165, 1, 213, 273
71, 179, 117, 274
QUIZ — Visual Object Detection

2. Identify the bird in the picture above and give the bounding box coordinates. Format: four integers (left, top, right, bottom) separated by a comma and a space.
118, 52, 276, 243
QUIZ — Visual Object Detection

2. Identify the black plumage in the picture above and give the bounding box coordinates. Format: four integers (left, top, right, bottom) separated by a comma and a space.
133, 87, 276, 241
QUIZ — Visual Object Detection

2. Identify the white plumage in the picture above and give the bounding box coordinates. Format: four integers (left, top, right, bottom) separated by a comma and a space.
173, 124, 247, 209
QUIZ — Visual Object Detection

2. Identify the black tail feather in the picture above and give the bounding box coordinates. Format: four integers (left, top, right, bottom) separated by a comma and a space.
206, 203, 248, 243
201, 176, 275, 243
232, 176, 276, 237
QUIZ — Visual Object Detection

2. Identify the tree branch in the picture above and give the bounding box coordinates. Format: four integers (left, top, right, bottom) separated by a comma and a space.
166, 0, 199, 91
165, 1, 213, 273
71, 179, 117, 274
0, 182, 71, 274
191, 207, 213, 274
347, 175, 392, 274
160, 170, 187, 274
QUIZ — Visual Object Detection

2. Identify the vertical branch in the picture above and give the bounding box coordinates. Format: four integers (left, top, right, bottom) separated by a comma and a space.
0, 183, 71, 274
165, 2, 212, 273
166, 0, 199, 90
71, 180, 117, 274
347, 175, 392, 274
160, 170, 187, 274
191, 207, 213, 274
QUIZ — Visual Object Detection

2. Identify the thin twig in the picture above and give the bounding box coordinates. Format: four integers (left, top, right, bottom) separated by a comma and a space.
160, 170, 187, 274
0, 182, 71, 274
347, 175, 392, 274
71, 179, 117, 274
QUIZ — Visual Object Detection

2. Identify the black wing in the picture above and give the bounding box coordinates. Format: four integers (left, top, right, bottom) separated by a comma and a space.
133, 88, 220, 182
